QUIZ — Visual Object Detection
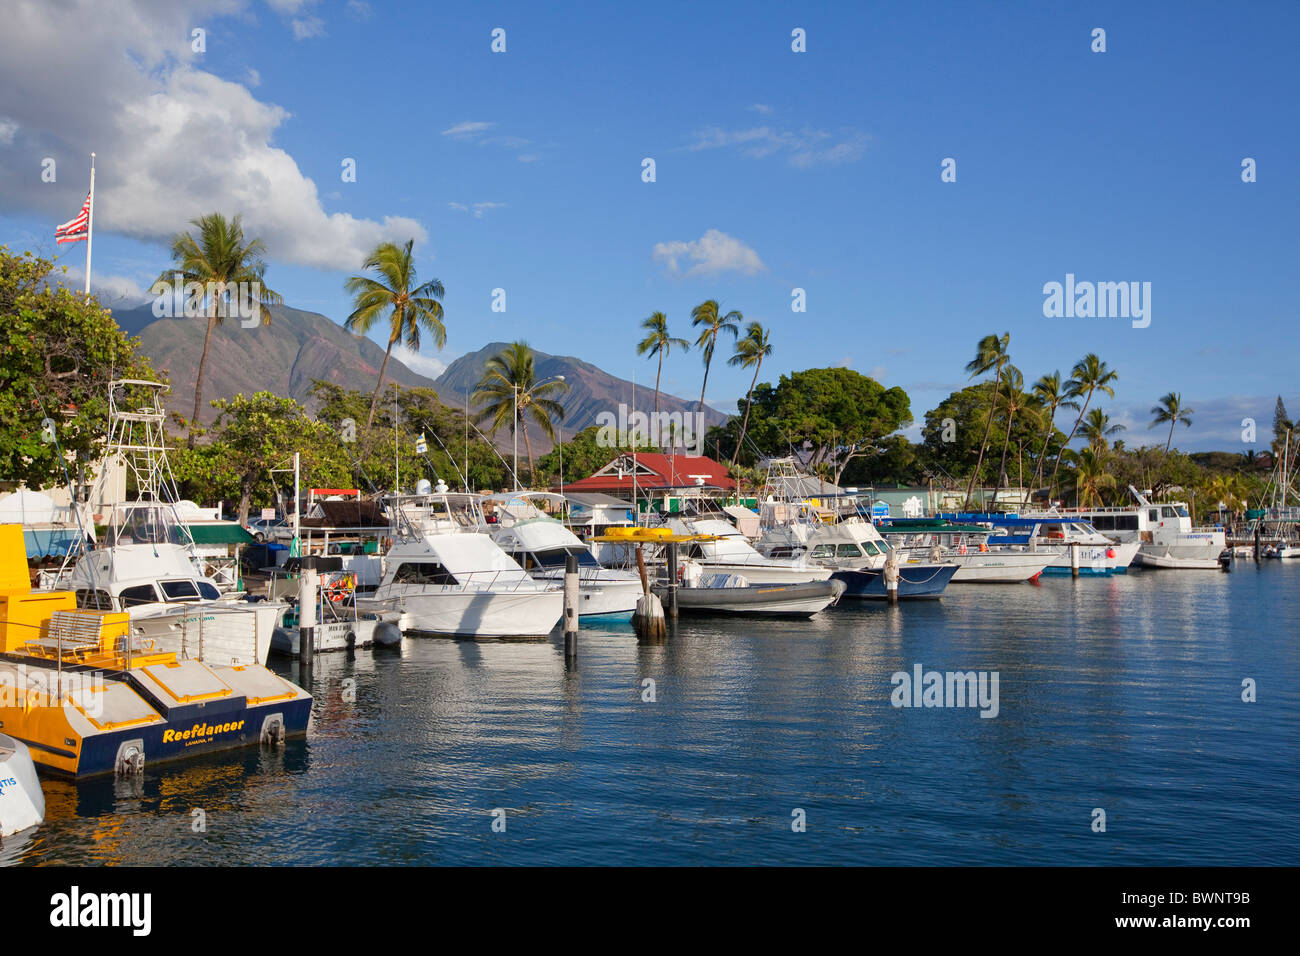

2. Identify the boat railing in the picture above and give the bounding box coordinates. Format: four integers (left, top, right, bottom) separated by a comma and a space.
387, 567, 556, 593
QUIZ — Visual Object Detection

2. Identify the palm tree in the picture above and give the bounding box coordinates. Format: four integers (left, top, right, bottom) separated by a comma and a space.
157, 213, 283, 439
344, 239, 445, 428
472, 341, 569, 482
727, 322, 773, 466
690, 299, 742, 414
1150, 392, 1194, 455
1049, 354, 1118, 499
635, 311, 689, 423
1080, 408, 1126, 453
994, 366, 1037, 489
963, 333, 1011, 505
1070, 447, 1116, 508
1029, 371, 1080, 492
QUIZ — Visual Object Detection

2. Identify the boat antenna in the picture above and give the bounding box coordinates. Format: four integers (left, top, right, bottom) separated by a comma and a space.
417, 418, 469, 491
465, 415, 520, 490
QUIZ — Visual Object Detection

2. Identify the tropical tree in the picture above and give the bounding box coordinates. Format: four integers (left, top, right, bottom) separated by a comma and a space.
156, 213, 282, 439
472, 341, 569, 483
1081, 407, 1126, 453
635, 311, 689, 422
963, 332, 1010, 504
1029, 371, 1079, 492
994, 365, 1037, 488
1150, 391, 1194, 455
343, 239, 446, 428
1049, 354, 1118, 498
727, 322, 773, 466
1070, 447, 1116, 507
690, 299, 742, 413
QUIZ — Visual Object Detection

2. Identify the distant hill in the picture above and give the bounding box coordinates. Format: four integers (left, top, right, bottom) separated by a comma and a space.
433, 342, 729, 451
111, 308, 727, 449
112, 303, 437, 425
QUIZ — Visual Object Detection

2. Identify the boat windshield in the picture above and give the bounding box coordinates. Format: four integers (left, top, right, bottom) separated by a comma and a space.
525, 547, 600, 569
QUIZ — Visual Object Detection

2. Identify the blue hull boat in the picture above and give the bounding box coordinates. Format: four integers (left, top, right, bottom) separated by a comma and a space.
831, 564, 957, 599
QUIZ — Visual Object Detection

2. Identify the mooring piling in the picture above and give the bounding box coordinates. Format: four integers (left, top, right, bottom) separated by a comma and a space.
563, 552, 579, 658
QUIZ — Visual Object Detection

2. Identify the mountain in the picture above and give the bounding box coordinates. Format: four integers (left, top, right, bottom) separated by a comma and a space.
111, 303, 438, 424
111, 307, 729, 449
433, 342, 730, 452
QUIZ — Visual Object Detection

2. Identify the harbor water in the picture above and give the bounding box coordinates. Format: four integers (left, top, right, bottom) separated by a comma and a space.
9, 563, 1298, 866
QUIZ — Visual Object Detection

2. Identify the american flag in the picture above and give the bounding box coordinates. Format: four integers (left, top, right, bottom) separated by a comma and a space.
55, 192, 91, 244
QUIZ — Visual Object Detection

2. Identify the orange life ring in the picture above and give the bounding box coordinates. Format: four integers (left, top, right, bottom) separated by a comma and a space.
325, 577, 353, 602
958, 544, 968, 555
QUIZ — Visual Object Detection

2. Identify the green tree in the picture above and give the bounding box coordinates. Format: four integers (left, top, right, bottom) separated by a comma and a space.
740, 367, 912, 484
994, 365, 1035, 488
155, 213, 283, 439
727, 321, 773, 466
690, 299, 742, 413
1029, 371, 1079, 492
1081, 407, 1126, 453
963, 333, 1010, 504
472, 341, 569, 483
1068, 447, 1116, 507
0, 248, 160, 489
1049, 354, 1118, 498
635, 311, 689, 421
344, 239, 446, 429
1149, 391, 1194, 455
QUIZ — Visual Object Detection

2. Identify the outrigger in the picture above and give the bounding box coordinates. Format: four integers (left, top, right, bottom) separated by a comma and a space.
0, 525, 311, 778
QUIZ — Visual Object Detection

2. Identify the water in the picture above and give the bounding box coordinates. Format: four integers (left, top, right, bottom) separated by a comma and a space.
10, 563, 1299, 866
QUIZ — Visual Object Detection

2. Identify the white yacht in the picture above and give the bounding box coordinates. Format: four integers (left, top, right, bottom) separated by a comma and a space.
951, 514, 1140, 574
1036, 487, 1227, 569
872, 519, 1054, 583
356, 491, 563, 638
481, 492, 641, 621
656, 509, 832, 585
63, 530, 281, 665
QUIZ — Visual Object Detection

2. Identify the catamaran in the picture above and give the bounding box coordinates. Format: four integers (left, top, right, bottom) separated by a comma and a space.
480, 492, 641, 621
354, 490, 564, 638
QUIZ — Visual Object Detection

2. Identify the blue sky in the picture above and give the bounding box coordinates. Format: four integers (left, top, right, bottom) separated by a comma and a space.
2, 0, 1297, 451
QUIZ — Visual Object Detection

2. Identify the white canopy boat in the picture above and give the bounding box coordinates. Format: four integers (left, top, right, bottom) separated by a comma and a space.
481, 492, 640, 621
652, 561, 845, 617
355, 492, 563, 638
654, 509, 832, 585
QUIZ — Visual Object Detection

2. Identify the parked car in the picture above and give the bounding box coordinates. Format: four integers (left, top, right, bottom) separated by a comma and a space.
245, 517, 295, 543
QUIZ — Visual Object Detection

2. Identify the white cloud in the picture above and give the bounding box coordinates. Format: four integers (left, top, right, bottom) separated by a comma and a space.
442, 121, 495, 138
49, 261, 151, 305
449, 201, 507, 219
687, 124, 868, 167
748, 104, 773, 115
652, 229, 765, 278
0, 118, 17, 144
291, 16, 325, 39
346, 0, 372, 19
245, 68, 261, 87
391, 344, 448, 381
0, 0, 425, 272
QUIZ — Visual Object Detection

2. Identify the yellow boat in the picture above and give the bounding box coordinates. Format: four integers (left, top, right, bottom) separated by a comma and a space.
0, 525, 312, 778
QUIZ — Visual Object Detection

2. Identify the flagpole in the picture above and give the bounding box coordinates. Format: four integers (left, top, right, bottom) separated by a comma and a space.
84, 153, 95, 298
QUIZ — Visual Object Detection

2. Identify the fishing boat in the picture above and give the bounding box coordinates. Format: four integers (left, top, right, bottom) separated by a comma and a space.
48, 382, 283, 665
944, 514, 1139, 574
653, 503, 833, 585
481, 492, 640, 621
652, 561, 845, 617
1023, 487, 1227, 570
355, 491, 564, 638
268, 558, 401, 655
756, 494, 957, 598
874, 518, 1053, 583
0, 524, 311, 778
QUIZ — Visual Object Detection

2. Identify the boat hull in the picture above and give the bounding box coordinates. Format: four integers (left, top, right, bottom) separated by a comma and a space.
1037, 541, 1140, 575
270, 616, 385, 656
690, 562, 832, 585
653, 579, 843, 617
831, 564, 957, 599
942, 553, 1053, 583
366, 588, 565, 638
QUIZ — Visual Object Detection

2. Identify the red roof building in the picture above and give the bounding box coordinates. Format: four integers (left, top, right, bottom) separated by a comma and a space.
558, 452, 735, 499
